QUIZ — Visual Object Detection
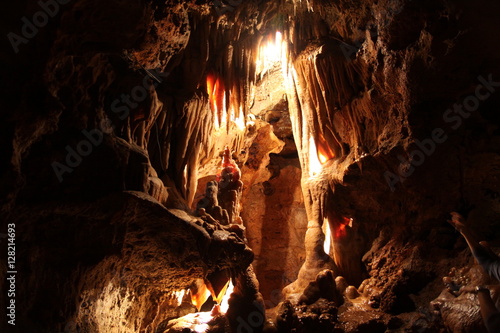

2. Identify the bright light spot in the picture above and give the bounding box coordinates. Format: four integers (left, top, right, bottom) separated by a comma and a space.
220, 92, 227, 128
193, 312, 213, 333
198, 311, 214, 322
246, 114, 256, 127
175, 279, 234, 332
220, 280, 234, 313
322, 218, 331, 255
213, 109, 220, 129
318, 150, 329, 164
308, 134, 335, 177
263, 31, 282, 63
182, 164, 189, 194
172, 312, 213, 333
194, 324, 209, 333
317, 134, 335, 164
256, 31, 284, 76
190, 279, 212, 311
173, 290, 187, 306
309, 136, 323, 177
234, 106, 246, 131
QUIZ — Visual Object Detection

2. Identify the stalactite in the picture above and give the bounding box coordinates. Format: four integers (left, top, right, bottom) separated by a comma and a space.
281, 3, 386, 302
132, 80, 164, 149
168, 94, 213, 206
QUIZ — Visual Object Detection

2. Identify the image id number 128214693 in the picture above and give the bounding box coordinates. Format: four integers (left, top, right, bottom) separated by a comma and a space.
6, 223, 17, 326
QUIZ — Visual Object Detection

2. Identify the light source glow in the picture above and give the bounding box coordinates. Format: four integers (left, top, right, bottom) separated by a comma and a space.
308, 136, 323, 177
206, 74, 246, 131
318, 150, 329, 164
193, 311, 213, 333
173, 289, 187, 306
308, 134, 336, 177
219, 280, 234, 313
232, 106, 246, 131
206, 32, 287, 132
317, 134, 335, 163
322, 218, 331, 255
190, 279, 212, 311
334, 217, 353, 239
176, 279, 234, 332
206, 74, 219, 127
256, 31, 283, 77
172, 312, 213, 333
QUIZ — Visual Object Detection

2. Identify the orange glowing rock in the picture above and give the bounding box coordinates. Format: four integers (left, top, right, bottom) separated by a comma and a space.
217, 146, 241, 184
334, 216, 352, 239
215, 77, 225, 115
190, 279, 212, 311
206, 73, 216, 96
317, 134, 335, 164
206, 73, 226, 126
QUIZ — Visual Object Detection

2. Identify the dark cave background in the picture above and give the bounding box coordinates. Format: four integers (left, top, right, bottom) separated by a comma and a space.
1, 0, 500, 332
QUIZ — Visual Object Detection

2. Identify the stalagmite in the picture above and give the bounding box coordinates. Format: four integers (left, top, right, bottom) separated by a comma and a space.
217, 146, 243, 223
226, 266, 266, 333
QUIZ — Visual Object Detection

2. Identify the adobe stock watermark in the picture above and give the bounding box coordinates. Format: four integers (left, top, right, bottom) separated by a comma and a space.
384, 74, 500, 191
212, 0, 243, 16
51, 69, 169, 182
235, 300, 265, 333
6, 223, 17, 326
7, 0, 73, 54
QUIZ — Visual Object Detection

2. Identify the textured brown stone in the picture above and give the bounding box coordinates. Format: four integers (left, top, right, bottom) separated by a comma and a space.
2, 0, 500, 332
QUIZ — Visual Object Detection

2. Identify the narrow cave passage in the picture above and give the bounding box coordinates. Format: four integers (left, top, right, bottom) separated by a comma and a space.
2, 1, 500, 333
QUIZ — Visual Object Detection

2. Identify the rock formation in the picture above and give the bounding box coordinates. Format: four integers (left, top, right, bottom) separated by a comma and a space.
1, 0, 500, 332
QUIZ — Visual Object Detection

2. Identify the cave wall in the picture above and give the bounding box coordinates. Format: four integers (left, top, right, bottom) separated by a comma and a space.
280, 0, 500, 329
1, 0, 500, 332
1, 1, 267, 332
